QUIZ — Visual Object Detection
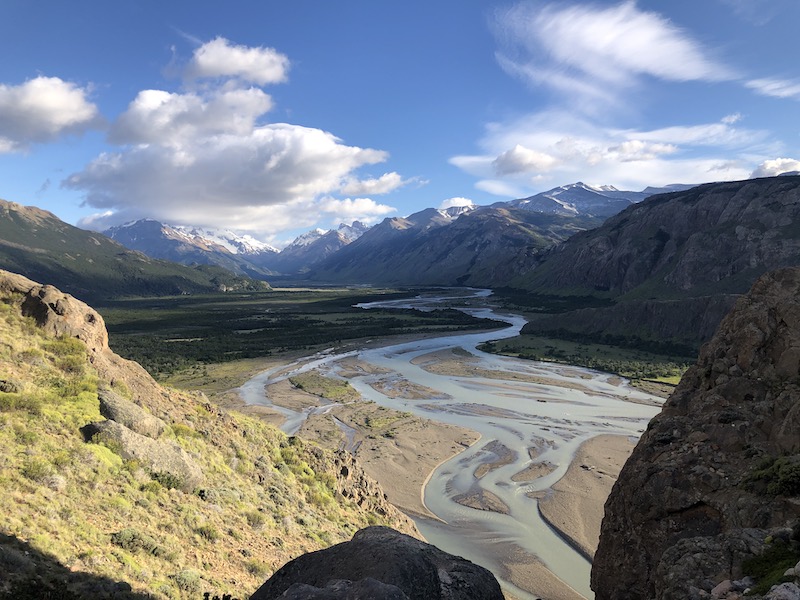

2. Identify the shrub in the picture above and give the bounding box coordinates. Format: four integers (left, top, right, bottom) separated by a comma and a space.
171, 569, 201, 592
21, 457, 51, 481
111, 528, 167, 557
151, 471, 184, 490
196, 524, 220, 542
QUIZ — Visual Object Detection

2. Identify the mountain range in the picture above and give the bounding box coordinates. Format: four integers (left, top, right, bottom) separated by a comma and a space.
0, 200, 268, 302
101, 182, 674, 280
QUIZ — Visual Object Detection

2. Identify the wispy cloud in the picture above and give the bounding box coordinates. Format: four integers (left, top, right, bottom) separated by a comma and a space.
492, 1, 734, 111
746, 78, 800, 101
0, 76, 102, 153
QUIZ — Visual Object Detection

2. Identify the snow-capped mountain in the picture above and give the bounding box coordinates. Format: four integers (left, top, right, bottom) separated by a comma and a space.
172, 225, 279, 256
500, 182, 691, 218
104, 220, 275, 279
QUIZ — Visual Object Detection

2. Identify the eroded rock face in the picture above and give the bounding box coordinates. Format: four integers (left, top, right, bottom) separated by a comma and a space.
592, 268, 800, 600
250, 526, 504, 600
98, 388, 167, 439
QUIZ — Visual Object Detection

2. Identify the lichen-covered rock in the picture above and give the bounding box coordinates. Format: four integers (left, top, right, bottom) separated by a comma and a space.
249, 526, 504, 600
82, 420, 203, 492
592, 268, 800, 600
98, 388, 167, 439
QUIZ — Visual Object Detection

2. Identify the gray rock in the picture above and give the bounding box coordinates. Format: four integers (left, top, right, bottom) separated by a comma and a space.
277, 578, 409, 599
82, 420, 203, 492
98, 388, 166, 439
592, 268, 800, 600
764, 583, 800, 600
250, 526, 504, 600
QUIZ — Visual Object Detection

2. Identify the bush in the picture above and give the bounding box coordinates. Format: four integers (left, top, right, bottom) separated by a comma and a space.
171, 569, 201, 592
110, 528, 167, 557
196, 524, 220, 542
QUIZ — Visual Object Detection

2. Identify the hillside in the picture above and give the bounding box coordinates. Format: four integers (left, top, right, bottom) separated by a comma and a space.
516, 175, 800, 351
0, 200, 268, 302
310, 207, 601, 287
0, 270, 414, 599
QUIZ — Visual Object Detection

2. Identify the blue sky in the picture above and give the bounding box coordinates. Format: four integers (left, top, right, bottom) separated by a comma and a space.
1, 0, 798, 247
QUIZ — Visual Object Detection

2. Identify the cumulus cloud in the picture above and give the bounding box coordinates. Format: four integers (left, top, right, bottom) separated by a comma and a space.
493, 144, 558, 175
493, 1, 733, 109
184, 37, 290, 84
340, 172, 408, 195
109, 87, 273, 145
0, 76, 101, 152
746, 78, 800, 100
439, 197, 475, 210
63, 37, 405, 238
67, 123, 387, 232
317, 197, 396, 224
750, 158, 800, 178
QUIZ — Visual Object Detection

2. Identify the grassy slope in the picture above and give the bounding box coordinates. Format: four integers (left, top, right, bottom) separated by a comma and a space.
0, 289, 408, 599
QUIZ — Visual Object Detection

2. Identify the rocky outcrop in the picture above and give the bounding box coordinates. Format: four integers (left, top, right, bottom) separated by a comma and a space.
81, 420, 203, 492
98, 388, 167, 438
249, 526, 504, 600
592, 268, 800, 600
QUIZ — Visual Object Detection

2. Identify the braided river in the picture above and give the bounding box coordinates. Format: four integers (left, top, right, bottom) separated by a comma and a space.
240, 290, 663, 599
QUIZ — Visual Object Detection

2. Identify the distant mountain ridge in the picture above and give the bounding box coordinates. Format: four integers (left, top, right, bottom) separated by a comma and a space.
498, 182, 692, 218
518, 175, 800, 351
0, 200, 267, 302
105, 220, 276, 279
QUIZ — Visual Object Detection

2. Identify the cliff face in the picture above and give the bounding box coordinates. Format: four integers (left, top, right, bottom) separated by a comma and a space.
518, 176, 800, 299
592, 268, 800, 600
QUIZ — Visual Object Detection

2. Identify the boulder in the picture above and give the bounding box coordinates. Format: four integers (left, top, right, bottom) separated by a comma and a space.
98, 388, 166, 439
82, 420, 203, 492
592, 268, 800, 600
249, 526, 504, 600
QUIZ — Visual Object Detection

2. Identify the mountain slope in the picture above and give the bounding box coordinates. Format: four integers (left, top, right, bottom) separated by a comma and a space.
0, 269, 415, 599
310, 207, 601, 287
105, 219, 275, 279
0, 200, 268, 301
499, 182, 691, 218
517, 176, 800, 350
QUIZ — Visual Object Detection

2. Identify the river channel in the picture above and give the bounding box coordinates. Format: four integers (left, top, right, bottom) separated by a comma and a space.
239, 290, 663, 599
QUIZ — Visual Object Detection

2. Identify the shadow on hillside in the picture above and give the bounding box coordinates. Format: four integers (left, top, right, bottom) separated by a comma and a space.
0, 533, 156, 599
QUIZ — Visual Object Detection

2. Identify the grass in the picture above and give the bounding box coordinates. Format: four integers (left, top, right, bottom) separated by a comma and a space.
98, 288, 503, 380
479, 334, 691, 382
289, 372, 360, 402
0, 285, 414, 599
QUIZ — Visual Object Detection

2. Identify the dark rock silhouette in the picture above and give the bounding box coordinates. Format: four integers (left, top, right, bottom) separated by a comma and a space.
249, 526, 504, 600
592, 267, 800, 600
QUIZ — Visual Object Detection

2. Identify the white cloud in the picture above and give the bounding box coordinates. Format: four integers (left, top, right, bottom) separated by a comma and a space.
607, 140, 678, 162
493, 1, 733, 110
0, 76, 101, 152
340, 172, 408, 195
750, 158, 800, 178
746, 78, 800, 101
317, 197, 396, 224
184, 37, 290, 85
439, 197, 475, 210
109, 88, 273, 146
493, 144, 558, 175
66, 123, 388, 234
451, 111, 766, 194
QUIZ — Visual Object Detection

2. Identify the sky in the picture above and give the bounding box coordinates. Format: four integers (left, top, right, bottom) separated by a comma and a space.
1, 0, 799, 247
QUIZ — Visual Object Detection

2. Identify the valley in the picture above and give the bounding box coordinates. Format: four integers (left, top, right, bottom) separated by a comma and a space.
163, 288, 668, 600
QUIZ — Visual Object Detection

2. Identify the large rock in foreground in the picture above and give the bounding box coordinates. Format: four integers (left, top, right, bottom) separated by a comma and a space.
249, 526, 504, 600
592, 268, 800, 600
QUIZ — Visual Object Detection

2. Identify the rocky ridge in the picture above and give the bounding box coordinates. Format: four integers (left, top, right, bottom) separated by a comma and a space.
592, 268, 800, 600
